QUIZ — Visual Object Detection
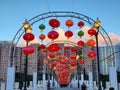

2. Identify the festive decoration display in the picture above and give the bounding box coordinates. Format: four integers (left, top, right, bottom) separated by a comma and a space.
87, 39, 96, 47
87, 51, 96, 60
39, 24, 46, 30
77, 40, 84, 48
88, 28, 97, 36
39, 34, 46, 41
77, 30, 84, 38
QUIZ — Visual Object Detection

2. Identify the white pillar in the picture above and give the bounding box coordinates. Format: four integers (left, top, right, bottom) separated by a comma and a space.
1, 83, 5, 90
89, 72, 93, 90
81, 74, 84, 84
43, 73, 46, 90
33, 72, 37, 90
6, 67, 15, 90
109, 67, 118, 90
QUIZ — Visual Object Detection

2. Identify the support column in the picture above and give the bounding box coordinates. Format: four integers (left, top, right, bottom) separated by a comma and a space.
43, 73, 46, 90
89, 72, 93, 90
33, 72, 37, 90
81, 74, 84, 84
109, 67, 118, 90
6, 67, 15, 90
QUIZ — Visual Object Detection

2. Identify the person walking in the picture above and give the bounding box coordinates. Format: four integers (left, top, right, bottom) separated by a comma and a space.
81, 82, 87, 90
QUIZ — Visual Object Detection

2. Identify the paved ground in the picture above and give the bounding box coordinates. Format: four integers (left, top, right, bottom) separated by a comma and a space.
50, 87, 79, 90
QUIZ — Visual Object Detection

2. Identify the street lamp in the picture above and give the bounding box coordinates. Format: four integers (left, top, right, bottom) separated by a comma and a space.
93, 18, 102, 90
23, 20, 35, 90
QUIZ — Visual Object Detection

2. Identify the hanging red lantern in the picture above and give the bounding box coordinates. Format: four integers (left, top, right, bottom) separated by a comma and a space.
77, 40, 84, 48
23, 33, 35, 42
77, 30, 84, 38
70, 54, 76, 60
87, 39, 96, 48
48, 30, 59, 40
48, 53, 55, 59
65, 30, 73, 39
48, 43, 60, 53
49, 19, 60, 28
79, 59, 84, 65
70, 61, 77, 67
38, 44, 46, 51
43, 60, 47, 65
71, 47, 77, 52
23, 46, 35, 55
78, 21, 84, 28
87, 51, 96, 60
88, 28, 97, 36
39, 34, 46, 41
65, 19, 74, 27
52, 62, 57, 67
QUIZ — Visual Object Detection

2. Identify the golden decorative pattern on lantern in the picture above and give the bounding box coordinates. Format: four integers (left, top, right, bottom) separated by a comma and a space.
49, 19, 60, 28
94, 19, 101, 28
23, 46, 35, 55
39, 34, 46, 41
78, 21, 84, 28
65, 19, 74, 27
23, 33, 35, 42
87, 39, 96, 48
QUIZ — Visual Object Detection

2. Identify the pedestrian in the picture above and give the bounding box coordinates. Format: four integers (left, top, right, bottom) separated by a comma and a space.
109, 87, 114, 90
81, 82, 87, 90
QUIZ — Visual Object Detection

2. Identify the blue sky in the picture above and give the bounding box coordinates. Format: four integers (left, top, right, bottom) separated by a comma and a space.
0, 0, 120, 42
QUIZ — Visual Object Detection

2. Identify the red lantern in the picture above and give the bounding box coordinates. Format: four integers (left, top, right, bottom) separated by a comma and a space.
88, 28, 97, 36
39, 34, 46, 41
78, 21, 84, 28
48, 53, 55, 59
38, 44, 46, 51
65, 30, 73, 39
65, 20, 74, 27
71, 47, 77, 52
48, 30, 59, 40
87, 39, 96, 47
79, 59, 84, 65
23, 33, 35, 42
52, 62, 57, 67
70, 54, 76, 60
48, 43, 60, 53
87, 51, 96, 60
70, 61, 77, 67
23, 46, 35, 55
49, 19, 60, 28
77, 40, 84, 48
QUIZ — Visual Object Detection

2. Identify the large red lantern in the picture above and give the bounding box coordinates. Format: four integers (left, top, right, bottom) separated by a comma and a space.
87, 51, 96, 60
79, 59, 85, 65
70, 61, 77, 67
49, 19, 60, 28
77, 40, 84, 48
48, 30, 59, 40
23, 46, 35, 55
65, 30, 73, 39
71, 47, 77, 52
38, 44, 46, 51
48, 53, 55, 59
87, 39, 96, 47
48, 43, 60, 53
78, 21, 84, 28
39, 34, 46, 41
88, 28, 97, 36
23, 33, 35, 42
70, 54, 76, 60
65, 20, 74, 27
